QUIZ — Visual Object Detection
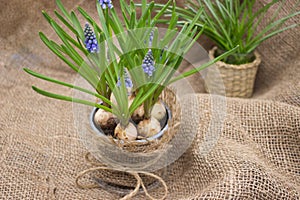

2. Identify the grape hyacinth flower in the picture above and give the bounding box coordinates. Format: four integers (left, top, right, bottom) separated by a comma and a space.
99, 0, 113, 9
149, 30, 154, 47
144, 30, 154, 47
117, 69, 133, 88
84, 23, 99, 53
142, 50, 155, 77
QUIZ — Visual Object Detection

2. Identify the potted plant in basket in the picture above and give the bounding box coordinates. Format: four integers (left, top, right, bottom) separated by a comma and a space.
24, 0, 237, 198
156, 0, 300, 97
24, 0, 237, 148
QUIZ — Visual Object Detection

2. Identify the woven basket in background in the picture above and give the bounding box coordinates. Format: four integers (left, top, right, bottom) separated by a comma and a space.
205, 47, 261, 98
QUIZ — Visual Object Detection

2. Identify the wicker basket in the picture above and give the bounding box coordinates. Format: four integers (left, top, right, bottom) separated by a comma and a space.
205, 47, 261, 98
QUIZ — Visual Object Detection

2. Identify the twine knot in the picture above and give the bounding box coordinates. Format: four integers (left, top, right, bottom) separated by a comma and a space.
76, 153, 168, 200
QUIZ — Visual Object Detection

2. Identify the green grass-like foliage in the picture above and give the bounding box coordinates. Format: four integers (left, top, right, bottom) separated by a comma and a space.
24, 0, 238, 127
155, 0, 300, 64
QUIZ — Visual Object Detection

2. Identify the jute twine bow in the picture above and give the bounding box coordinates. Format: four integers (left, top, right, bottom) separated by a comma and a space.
76, 152, 168, 200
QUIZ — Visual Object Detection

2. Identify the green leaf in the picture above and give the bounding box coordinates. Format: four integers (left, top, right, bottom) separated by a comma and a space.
32, 86, 112, 112
141, 0, 147, 14
136, 2, 155, 27
77, 7, 102, 33
48, 19, 84, 64
170, 45, 239, 83
129, 11, 136, 29
39, 32, 79, 72
23, 68, 112, 106
110, 9, 126, 34
249, 23, 298, 53
202, 0, 233, 48
42, 11, 52, 24
39, 31, 99, 90
249, 10, 300, 49
70, 11, 85, 42
150, 0, 171, 27
54, 10, 77, 35
56, 0, 72, 22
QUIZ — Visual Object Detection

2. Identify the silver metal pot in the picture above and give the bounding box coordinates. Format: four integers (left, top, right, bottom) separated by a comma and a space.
90, 102, 172, 142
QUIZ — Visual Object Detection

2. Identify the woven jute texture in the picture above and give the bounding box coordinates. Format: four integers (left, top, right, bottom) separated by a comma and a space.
205, 47, 261, 98
1, 0, 300, 199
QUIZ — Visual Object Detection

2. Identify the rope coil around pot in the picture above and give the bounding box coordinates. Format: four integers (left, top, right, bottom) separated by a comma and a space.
76, 152, 168, 200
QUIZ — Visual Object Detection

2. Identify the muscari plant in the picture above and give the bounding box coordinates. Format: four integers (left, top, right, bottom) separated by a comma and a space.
24, 0, 237, 141
155, 0, 300, 64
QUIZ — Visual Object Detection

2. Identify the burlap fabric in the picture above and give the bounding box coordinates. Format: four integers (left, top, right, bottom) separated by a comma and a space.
1, 0, 299, 199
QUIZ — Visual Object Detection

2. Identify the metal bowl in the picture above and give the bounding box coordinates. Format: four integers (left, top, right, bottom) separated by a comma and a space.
90, 102, 172, 143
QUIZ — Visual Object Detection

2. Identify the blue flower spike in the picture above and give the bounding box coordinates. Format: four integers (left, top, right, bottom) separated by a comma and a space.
124, 71, 133, 88
117, 69, 133, 89
84, 23, 99, 53
142, 50, 155, 77
149, 30, 154, 47
99, 0, 113, 9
